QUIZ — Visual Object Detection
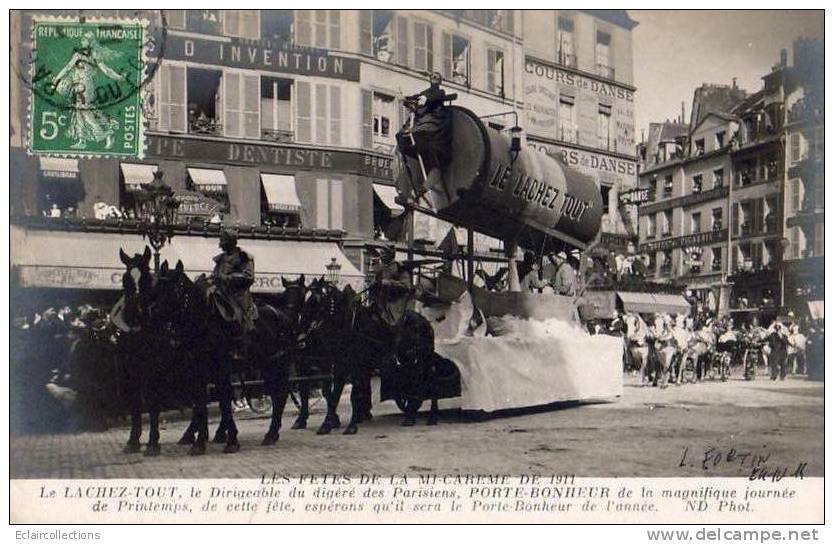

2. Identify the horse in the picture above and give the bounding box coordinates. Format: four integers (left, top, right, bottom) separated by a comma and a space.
302, 278, 439, 434
166, 269, 307, 454
112, 246, 177, 456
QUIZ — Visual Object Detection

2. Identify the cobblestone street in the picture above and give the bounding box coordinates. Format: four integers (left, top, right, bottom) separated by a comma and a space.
10, 374, 823, 479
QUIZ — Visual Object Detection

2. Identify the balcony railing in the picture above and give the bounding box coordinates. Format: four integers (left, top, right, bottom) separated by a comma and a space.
595, 63, 615, 80
557, 51, 577, 68
261, 129, 294, 143
189, 118, 222, 136
557, 124, 580, 144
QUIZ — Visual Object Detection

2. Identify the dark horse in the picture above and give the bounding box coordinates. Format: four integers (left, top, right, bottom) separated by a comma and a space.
301, 278, 440, 435
113, 247, 185, 456
167, 270, 307, 454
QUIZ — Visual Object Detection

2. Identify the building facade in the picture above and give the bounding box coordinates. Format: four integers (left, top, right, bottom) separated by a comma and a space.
636, 41, 824, 319
11, 9, 638, 298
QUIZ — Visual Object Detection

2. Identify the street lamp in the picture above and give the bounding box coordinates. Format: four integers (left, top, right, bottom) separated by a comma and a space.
325, 257, 342, 286
133, 170, 180, 273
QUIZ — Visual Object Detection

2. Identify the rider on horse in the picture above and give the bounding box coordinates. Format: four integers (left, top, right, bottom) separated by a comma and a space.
210, 229, 258, 356
370, 244, 412, 327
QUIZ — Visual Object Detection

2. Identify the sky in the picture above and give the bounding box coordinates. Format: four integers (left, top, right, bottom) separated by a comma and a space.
630, 10, 824, 138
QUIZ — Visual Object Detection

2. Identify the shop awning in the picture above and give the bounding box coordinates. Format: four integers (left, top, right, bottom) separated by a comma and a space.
261, 174, 302, 212
121, 163, 158, 190
373, 184, 404, 216
808, 300, 824, 320
11, 225, 364, 292
616, 291, 657, 314
39, 157, 79, 179
652, 293, 692, 315
188, 168, 227, 192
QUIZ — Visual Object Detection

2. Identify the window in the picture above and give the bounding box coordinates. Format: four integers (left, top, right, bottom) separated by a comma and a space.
223, 10, 259, 39
187, 68, 222, 136
294, 82, 341, 145
261, 77, 293, 142
691, 212, 701, 234
261, 174, 301, 228
814, 223, 824, 257
692, 174, 703, 194
223, 70, 259, 139
764, 195, 778, 233
295, 10, 340, 49
187, 10, 223, 34
715, 131, 726, 149
316, 178, 343, 230
790, 226, 802, 259
663, 175, 673, 196
713, 168, 724, 188
662, 210, 672, 236
597, 103, 612, 150
595, 30, 613, 79
646, 214, 656, 238
361, 11, 408, 66
443, 33, 471, 86
694, 138, 705, 156
164, 10, 186, 29
739, 201, 753, 235
261, 10, 293, 47
712, 207, 723, 230
660, 250, 673, 272
557, 16, 576, 67
790, 178, 802, 213
486, 48, 505, 97
364, 91, 397, 152
156, 64, 186, 133
413, 21, 434, 73
711, 247, 722, 272
790, 133, 802, 163
558, 95, 577, 143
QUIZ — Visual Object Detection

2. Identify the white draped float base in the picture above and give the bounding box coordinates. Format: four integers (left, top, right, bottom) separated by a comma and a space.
416, 291, 624, 413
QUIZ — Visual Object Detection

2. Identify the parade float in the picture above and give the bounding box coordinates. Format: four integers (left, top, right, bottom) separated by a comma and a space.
390, 100, 624, 412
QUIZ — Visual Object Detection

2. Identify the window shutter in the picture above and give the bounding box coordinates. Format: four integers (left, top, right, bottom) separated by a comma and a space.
295, 10, 312, 46
316, 178, 329, 229
224, 10, 240, 37
315, 84, 328, 144
330, 178, 343, 230
486, 50, 495, 93
329, 10, 341, 49
396, 16, 408, 66
413, 22, 426, 71
426, 25, 433, 72
329, 86, 341, 146
168, 65, 186, 133
360, 11, 372, 55
295, 80, 311, 142
224, 71, 241, 137
361, 90, 373, 149
442, 32, 452, 80
157, 65, 171, 131
314, 10, 328, 48
732, 203, 739, 236
243, 74, 260, 138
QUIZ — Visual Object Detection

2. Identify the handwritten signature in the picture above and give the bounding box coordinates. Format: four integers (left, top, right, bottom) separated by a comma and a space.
678, 446, 808, 481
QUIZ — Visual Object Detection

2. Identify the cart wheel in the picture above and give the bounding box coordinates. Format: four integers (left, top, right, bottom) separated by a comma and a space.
395, 398, 423, 413
246, 394, 271, 414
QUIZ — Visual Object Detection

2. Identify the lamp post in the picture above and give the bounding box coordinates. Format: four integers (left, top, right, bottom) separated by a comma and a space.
133, 170, 180, 273
325, 257, 342, 286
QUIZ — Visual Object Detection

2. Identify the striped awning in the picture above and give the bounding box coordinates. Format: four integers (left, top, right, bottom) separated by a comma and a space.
373, 184, 404, 216
121, 163, 158, 191
188, 168, 227, 192
39, 157, 79, 179
261, 174, 302, 212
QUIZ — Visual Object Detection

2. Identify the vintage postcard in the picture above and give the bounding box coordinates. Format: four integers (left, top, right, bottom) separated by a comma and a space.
8, 7, 826, 529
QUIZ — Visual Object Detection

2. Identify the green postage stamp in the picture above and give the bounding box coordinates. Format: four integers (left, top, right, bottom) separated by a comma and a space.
29, 18, 147, 158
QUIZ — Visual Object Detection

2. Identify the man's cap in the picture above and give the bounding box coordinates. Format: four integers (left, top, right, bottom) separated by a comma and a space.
570, 249, 581, 257
220, 229, 238, 243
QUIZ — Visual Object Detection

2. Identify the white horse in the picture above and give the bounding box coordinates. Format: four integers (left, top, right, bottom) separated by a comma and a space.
650, 315, 678, 388
624, 313, 652, 386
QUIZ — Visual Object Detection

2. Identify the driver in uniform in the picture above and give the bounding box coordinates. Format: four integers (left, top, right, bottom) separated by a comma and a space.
211, 229, 257, 357
371, 244, 412, 327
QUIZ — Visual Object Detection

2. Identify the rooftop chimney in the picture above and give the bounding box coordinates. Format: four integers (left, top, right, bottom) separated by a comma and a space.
732, 77, 737, 89
681, 102, 686, 124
